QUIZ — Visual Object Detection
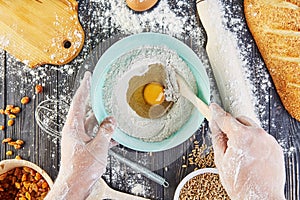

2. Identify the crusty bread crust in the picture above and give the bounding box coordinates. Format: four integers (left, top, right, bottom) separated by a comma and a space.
244, 0, 300, 121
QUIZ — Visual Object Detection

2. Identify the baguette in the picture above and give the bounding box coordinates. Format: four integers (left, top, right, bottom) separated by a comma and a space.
244, 0, 300, 121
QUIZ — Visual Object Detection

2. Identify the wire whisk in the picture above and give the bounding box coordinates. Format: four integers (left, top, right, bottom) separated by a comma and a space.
34, 98, 170, 188
35, 99, 69, 138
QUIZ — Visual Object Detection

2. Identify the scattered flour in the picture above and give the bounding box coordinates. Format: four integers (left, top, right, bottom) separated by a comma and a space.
0, 0, 298, 198
198, 0, 260, 125
0, 36, 9, 48
87, 0, 205, 46
210, 0, 299, 155
0, 1, 205, 197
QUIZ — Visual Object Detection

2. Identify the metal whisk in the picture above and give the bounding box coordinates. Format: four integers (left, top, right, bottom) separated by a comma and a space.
35, 99, 70, 139
34, 98, 169, 187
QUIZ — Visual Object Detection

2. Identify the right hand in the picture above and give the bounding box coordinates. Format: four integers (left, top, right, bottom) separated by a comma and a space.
209, 103, 286, 200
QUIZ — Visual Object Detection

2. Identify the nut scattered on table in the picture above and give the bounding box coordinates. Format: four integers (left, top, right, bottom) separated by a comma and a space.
2, 138, 12, 143
21, 97, 30, 105
35, 84, 43, 94
6, 151, 13, 156
3, 139, 24, 150
1, 105, 22, 126
10, 106, 21, 114
4, 109, 10, 115
6, 105, 14, 111
16, 140, 24, 145
0, 166, 50, 199
7, 119, 14, 127
8, 114, 16, 119
15, 156, 22, 160
1, 102, 28, 156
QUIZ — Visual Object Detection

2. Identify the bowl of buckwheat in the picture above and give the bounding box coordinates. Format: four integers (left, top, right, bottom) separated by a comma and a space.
0, 159, 53, 199
174, 168, 230, 200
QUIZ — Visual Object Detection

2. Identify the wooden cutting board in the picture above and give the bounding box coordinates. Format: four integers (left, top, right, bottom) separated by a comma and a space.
0, 0, 85, 68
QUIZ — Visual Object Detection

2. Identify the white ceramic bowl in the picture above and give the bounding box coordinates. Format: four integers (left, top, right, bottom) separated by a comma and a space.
173, 168, 219, 200
0, 159, 53, 188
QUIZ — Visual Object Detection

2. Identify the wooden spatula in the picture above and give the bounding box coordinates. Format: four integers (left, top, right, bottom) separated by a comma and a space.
0, 0, 84, 68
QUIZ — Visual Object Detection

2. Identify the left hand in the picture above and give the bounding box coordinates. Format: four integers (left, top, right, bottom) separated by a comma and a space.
45, 71, 116, 200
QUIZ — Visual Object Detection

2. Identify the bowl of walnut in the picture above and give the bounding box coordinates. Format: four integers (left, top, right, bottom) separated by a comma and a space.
174, 168, 230, 200
0, 159, 53, 200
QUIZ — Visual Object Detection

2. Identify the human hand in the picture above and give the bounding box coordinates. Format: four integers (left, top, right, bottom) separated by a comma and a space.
209, 103, 285, 200
45, 72, 116, 200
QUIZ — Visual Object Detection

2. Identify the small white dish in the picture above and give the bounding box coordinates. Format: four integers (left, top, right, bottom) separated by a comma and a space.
173, 168, 218, 200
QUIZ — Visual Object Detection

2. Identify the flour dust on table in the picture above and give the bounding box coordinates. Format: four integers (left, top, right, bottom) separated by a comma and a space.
88, 0, 205, 45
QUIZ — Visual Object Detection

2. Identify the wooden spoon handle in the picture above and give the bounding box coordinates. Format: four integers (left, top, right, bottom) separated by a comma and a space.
176, 74, 211, 121
183, 86, 211, 121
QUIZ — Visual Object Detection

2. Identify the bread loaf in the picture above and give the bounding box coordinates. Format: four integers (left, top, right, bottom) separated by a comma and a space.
244, 0, 300, 121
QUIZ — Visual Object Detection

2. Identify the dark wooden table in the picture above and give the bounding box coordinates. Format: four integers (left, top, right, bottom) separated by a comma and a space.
0, 0, 299, 199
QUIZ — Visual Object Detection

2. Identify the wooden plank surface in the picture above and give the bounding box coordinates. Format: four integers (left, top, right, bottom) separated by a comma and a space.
0, 0, 299, 199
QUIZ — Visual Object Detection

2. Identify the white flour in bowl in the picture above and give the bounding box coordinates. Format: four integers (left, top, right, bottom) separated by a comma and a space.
102, 46, 197, 142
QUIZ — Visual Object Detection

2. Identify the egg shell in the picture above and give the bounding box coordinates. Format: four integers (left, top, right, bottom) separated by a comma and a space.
126, 0, 159, 12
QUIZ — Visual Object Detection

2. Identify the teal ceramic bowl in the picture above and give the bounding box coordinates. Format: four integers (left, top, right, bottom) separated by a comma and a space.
91, 32, 210, 152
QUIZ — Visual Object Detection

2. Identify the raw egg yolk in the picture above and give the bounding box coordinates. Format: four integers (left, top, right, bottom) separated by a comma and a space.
143, 83, 165, 105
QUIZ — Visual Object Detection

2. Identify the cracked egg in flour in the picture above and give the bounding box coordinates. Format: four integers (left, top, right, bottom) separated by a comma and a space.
103, 46, 196, 143
91, 33, 210, 152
